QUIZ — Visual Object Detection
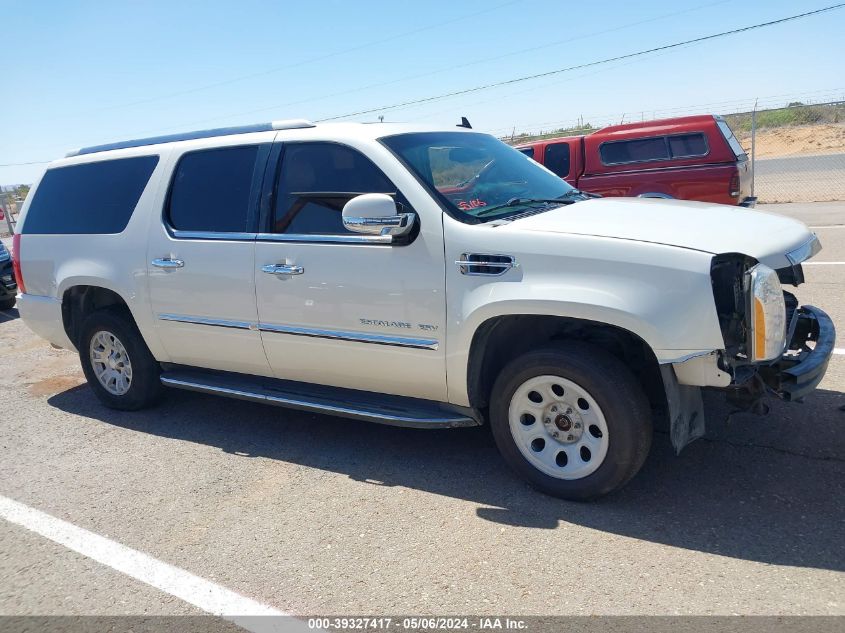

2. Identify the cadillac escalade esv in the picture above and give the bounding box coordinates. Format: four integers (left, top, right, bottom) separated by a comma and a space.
13, 119, 834, 499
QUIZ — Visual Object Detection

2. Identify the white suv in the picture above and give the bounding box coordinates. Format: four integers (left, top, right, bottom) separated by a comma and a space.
12, 119, 835, 499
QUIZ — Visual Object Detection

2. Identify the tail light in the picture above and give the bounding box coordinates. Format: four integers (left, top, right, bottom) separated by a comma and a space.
11, 233, 25, 294
729, 168, 740, 198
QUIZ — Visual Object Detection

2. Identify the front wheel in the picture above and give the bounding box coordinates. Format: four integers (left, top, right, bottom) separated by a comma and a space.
489, 343, 652, 500
0, 296, 15, 310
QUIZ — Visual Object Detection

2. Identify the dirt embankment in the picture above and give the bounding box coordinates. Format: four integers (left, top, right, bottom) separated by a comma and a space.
736, 123, 845, 159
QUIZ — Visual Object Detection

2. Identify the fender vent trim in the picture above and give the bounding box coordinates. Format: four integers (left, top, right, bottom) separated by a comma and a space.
456, 253, 516, 276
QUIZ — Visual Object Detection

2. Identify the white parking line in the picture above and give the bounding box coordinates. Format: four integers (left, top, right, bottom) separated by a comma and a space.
808, 225, 845, 229
802, 261, 845, 265
0, 494, 300, 632
834, 348, 845, 355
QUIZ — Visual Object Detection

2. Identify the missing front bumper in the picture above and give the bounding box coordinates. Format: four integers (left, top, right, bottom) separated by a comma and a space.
759, 305, 836, 402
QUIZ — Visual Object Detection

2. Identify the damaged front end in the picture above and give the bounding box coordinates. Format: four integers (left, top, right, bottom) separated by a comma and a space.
757, 305, 835, 401
665, 237, 836, 454
711, 239, 835, 408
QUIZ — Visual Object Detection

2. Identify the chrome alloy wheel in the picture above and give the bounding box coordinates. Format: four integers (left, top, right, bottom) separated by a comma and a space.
89, 330, 133, 396
508, 375, 609, 480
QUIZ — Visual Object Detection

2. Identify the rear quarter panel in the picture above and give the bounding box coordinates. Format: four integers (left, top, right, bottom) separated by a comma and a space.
16, 149, 172, 358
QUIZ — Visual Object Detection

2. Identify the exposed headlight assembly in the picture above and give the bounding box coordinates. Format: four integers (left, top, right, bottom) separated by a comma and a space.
746, 263, 786, 362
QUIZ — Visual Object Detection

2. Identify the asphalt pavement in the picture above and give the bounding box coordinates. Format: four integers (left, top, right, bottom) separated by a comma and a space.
0, 202, 843, 622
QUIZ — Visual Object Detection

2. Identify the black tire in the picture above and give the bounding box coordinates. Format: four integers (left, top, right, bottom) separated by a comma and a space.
78, 307, 164, 411
489, 342, 652, 501
0, 296, 14, 310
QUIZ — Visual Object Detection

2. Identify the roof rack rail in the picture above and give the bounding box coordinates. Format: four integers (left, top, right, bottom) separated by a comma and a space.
66, 119, 315, 157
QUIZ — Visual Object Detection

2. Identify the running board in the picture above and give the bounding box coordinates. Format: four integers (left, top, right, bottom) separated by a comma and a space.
160, 368, 481, 429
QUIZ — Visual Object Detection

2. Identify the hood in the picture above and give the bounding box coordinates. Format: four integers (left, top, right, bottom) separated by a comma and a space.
508, 197, 815, 269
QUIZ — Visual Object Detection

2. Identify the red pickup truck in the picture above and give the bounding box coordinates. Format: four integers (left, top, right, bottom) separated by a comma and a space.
515, 114, 755, 207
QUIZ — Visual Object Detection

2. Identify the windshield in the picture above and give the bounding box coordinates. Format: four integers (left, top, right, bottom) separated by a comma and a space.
381, 132, 577, 222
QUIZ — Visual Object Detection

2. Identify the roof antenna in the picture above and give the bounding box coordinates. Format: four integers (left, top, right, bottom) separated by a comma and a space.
457, 116, 472, 129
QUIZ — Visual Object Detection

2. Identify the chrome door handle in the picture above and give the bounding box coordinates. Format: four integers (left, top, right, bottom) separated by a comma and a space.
152, 258, 184, 269
262, 264, 304, 275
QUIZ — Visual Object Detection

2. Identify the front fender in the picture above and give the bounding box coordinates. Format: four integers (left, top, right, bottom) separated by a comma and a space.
444, 221, 726, 406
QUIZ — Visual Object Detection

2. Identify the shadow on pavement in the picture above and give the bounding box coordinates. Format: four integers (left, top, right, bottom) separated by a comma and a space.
49, 383, 845, 572
0, 306, 19, 322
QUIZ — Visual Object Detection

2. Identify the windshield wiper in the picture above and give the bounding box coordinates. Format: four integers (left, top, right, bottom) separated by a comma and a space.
473, 197, 572, 218
565, 188, 602, 199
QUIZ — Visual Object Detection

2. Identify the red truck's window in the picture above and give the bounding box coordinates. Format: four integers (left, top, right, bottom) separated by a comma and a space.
716, 120, 748, 159
543, 143, 570, 178
600, 138, 668, 165
599, 133, 709, 166
667, 134, 708, 158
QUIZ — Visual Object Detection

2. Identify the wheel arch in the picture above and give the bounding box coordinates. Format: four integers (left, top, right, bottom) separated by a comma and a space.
463, 313, 668, 430
60, 285, 136, 348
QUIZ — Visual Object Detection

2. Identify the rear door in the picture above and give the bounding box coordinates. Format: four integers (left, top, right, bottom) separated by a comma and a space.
146, 141, 273, 376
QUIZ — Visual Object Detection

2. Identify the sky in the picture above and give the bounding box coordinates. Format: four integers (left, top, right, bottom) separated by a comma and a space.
1, 0, 843, 184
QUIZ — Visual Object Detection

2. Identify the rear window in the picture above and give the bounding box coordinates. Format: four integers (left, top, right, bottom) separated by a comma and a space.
22, 156, 158, 235
167, 145, 260, 233
543, 142, 571, 178
600, 133, 709, 165
716, 120, 747, 158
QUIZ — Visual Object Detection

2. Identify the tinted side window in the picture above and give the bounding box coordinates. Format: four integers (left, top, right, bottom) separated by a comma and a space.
168, 145, 259, 233
668, 133, 707, 158
272, 143, 398, 235
22, 156, 158, 235
600, 137, 669, 165
544, 142, 571, 177
518, 147, 534, 158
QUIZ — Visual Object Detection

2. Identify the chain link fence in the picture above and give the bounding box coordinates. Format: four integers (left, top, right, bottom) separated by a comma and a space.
729, 101, 845, 204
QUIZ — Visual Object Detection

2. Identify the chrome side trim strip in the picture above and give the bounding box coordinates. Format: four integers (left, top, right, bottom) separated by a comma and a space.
158, 313, 254, 330
156, 314, 439, 349
257, 232, 392, 244
171, 230, 257, 241
259, 323, 439, 350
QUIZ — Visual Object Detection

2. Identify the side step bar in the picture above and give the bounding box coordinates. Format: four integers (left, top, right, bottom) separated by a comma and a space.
160, 368, 481, 429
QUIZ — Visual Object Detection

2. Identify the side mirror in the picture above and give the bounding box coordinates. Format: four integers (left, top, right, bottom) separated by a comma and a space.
342, 193, 415, 238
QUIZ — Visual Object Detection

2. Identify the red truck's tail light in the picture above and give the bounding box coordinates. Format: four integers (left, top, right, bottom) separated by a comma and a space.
729, 169, 740, 198
11, 233, 25, 294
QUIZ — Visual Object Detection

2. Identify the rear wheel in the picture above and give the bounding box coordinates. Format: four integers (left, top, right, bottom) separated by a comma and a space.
79, 308, 164, 410
489, 343, 652, 500
0, 297, 15, 310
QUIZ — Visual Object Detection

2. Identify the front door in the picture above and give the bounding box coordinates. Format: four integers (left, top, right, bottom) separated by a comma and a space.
146, 142, 273, 377
254, 141, 447, 401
